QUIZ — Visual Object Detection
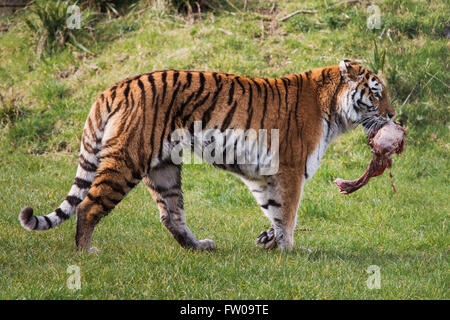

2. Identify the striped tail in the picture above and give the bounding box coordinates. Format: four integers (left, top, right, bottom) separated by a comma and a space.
19, 97, 108, 231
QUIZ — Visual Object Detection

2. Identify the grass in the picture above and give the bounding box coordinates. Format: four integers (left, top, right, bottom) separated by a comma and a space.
0, 0, 448, 299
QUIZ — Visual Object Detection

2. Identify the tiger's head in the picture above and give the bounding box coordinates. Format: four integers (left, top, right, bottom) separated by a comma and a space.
338, 60, 396, 136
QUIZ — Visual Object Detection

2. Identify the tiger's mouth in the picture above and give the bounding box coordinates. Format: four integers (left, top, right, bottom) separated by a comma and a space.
359, 115, 388, 137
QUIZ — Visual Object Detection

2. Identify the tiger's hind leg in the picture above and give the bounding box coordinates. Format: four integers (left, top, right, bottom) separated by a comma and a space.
75, 157, 141, 252
142, 162, 215, 250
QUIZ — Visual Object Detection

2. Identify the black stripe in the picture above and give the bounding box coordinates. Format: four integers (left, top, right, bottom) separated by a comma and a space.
172, 91, 196, 133
100, 153, 135, 174
132, 169, 142, 181
252, 79, 261, 96
357, 99, 370, 109
129, 89, 135, 111
148, 93, 160, 168
125, 179, 138, 189
33, 216, 39, 230
79, 155, 97, 172
183, 72, 192, 91
222, 162, 243, 175
106, 100, 122, 121
235, 77, 245, 94
245, 82, 254, 129
183, 92, 211, 124
87, 117, 102, 144
110, 89, 117, 107
331, 75, 343, 112
86, 192, 97, 203
123, 81, 131, 110
260, 81, 268, 128
247, 82, 253, 111
93, 180, 126, 196
100, 137, 118, 150
96, 167, 120, 176
55, 208, 69, 220
275, 79, 282, 114
227, 80, 235, 105
172, 71, 179, 87
105, 97, 111, 113
148, 73, 156, 106
212, 72, 220, 87
273, 218, 283, 224
320, 69, 326, 85
261, 199, 282, 210
161, 71, 168, 103
86, 193, 112, 212
159, 82, 182, 159
179, 91, 196, 113
43, 216, 53, 228
196, 72, 206, 99
66, 195, 83, 206
263, 78, 274, 98
138, 78, 147, 171
202, 80, 224, 127
221, 100, 238, 132
148, 183, 171, 194
137, 78, 146, 106
294, 75, 300, 126
281, 77, 289, 111
163, 192, 182, 198
246, 108, 254, 130
351, 89, 359, 110
82, 136, 100, 154
105, 196, 121, 206
299, 73, 303, 93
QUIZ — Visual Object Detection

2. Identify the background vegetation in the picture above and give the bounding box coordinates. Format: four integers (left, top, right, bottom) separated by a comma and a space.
0, 0, 448, 299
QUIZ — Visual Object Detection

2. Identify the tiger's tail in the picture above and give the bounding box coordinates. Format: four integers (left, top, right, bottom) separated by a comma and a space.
19, 96, 109, 231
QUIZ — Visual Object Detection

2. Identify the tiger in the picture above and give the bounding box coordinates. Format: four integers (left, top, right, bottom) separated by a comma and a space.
19, 60, 395, 252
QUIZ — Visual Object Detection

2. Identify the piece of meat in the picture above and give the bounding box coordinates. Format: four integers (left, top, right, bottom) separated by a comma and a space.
334, 121, 407, 194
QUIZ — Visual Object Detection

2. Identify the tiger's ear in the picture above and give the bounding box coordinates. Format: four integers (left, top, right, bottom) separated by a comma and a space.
339, 59, 353, 82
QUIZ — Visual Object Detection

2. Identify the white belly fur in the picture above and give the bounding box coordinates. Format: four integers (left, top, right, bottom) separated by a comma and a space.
305, 119, 332, 179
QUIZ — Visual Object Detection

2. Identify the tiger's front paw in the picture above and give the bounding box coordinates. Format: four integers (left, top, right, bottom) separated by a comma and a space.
198, 239, 216, 250
256, 227, 278, 250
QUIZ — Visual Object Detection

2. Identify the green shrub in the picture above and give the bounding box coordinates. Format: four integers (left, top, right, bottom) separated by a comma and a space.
368, 41, 386, 75
323, 12, 347, 29
0, 91, 28, 127
80, 0, 139, 16
24, 0, 96, 56
170, 0, 227, 13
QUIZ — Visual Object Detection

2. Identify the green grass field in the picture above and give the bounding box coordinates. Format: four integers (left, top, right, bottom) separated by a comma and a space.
0, 0, 448, 299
